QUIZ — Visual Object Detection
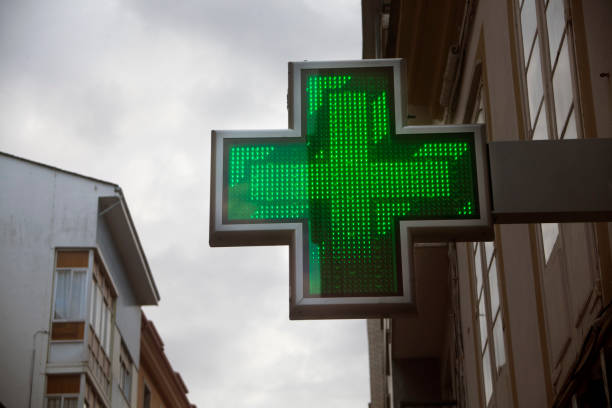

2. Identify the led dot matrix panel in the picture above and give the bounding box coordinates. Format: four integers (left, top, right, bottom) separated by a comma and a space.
211, 59, 492, 319
222, 66, 479, 298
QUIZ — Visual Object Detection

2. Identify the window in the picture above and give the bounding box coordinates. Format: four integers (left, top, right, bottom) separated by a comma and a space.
84, 379, 105, 408
516, 0, 581, 263
90, 260, 113, 356
45, 374, 80, 408
87, 256, 115, 397
52, 251, 90, 341
45, 396, 78, 408
54, 268, 87, 321
472, 241, 507, 405
119, 343, 132, 401
468, 78, 506, 405
519, 0, 578, 139
143, 385, 151, 408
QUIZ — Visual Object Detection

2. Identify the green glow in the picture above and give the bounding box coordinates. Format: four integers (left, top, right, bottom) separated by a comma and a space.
225, 68, 478, 297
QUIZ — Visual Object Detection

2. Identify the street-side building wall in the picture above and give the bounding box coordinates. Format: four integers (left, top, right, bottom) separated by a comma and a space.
364, 0, 612, 406
452, 0, 612, 405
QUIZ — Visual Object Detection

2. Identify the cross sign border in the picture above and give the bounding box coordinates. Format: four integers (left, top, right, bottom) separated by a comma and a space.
210, 59, 493, 319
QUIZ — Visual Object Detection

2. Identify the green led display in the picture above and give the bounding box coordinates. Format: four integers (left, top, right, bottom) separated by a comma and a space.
224, 67, 478, 297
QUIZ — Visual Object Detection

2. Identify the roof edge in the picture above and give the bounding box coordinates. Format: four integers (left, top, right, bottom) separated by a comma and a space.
0, 151, 118, 187
99, 195, 160, 305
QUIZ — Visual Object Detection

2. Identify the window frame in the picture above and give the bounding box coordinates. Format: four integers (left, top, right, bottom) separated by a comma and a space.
89, 255, 115, 357
44, 394, 79, 408
466, 74, 507, 406
472, 241, 508, 406
514, 0, 583, 265
143, 383, 152, 408
53, 268, 88, 323
516, 0, 582, 142
119, 342, 133, 402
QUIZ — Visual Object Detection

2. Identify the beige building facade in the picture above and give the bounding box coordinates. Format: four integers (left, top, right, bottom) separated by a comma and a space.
363, 0, 612, 407
137, 313, 195, 408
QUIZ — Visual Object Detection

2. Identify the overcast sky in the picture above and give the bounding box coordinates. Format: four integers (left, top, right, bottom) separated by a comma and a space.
0, 0, 369, 407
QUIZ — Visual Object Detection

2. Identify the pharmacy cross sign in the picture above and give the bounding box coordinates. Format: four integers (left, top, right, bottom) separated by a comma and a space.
210, 59, 492, 319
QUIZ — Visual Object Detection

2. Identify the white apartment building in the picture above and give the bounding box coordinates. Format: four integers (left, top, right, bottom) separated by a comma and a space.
0, 152, 160, 407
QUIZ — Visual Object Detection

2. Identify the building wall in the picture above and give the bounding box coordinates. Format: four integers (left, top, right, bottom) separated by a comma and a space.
451, 2, 550, 405
97, 216, 142, 368
0, 155, 117, 407
456, 241, 485, 408
97, 217, 144, 408
451, 0, 611, 405
392, 358, 441, 406
137, 367, 166, 408
364, 0, 612, 406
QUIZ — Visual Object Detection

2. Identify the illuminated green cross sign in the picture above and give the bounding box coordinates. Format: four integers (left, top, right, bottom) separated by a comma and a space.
210, 59, 492, 319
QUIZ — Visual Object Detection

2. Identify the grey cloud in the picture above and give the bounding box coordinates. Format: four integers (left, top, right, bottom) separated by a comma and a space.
1, 1, 368, 407
125, 0, 360, 62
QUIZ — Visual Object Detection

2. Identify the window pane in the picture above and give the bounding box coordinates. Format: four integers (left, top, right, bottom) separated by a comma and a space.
553, 38, 573, 133
532, 100, 549, 140
489, 260, 501, 317
541, 223, 559, 263
494, 316, 507, 371
100, 301, 107, 350
474, 244, 483, 294
527, 38, 543, 126
104, 304, 111, 352
483, 345, 494, 403
484, 241, 494, 266
144, 385, 152, 408
479, 293, 488, 351
64, 397, 78, 408
89, 280, 95, 325
521, 0, 538, 65
46, 397, 61, 408
127, 370, 132, 395
69, 271, 86, 319
562, 109, 577, 139
546, 0, 565, 59
54, 270, 70, 319
95, 286, 103, 337
120, 362, 125, 385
